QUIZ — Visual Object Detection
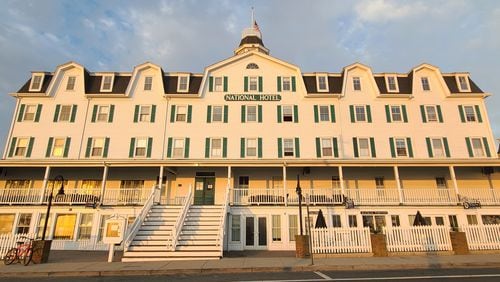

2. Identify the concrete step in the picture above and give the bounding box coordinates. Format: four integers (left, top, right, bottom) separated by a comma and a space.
180, 230, 219, 235
130, 240, 171, 246
179, 234, 218, 240
177, 240, 218, 246
143, 221, 175, 226
175, 245, 220, 251
137, 230, 172, 236
123, 251, 220, 257
140, 225, 174, 231
182, 225, 219, 231
145, 217, 176, 222
127, 245, 173, 251
151, 206, 183, 210
135, 235, 172, 240
122, 257, 219, 262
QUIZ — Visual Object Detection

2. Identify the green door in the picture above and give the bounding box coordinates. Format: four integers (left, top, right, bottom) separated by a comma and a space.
194, 176, 215, 205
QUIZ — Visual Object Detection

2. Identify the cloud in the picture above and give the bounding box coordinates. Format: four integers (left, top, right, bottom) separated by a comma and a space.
355, 0, 429, 23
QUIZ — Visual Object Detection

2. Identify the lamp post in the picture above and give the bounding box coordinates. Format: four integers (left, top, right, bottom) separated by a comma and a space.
41, 175, 65, 240
295, 174, 303, 235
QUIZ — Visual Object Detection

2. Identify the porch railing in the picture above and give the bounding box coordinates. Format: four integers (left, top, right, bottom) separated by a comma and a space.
123, 187, 158, 252
385, 226, 452, 252
287, 188, 343, 205
402, 188, 456, 205
311, 227, 372, 254
102, 188, 150, 205
461, 224, 500, 250
230, 188, 285, 205
344, 188, 400, 205
217, 187, 230, 256
458, 187, 500, 205
170, 186, 193, 251
0, 188, 43, 204
51, 188, 101, 204
0, 233, 35, 259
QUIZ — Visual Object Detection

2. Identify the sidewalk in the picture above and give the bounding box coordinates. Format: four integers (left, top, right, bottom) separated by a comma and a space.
1, 251, 500, 278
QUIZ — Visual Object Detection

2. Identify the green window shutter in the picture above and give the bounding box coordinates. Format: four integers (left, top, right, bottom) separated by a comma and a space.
385, 105, 391, 123
209, 76, 213, 92
205, 138, 210, 158
207, 105, 212, 123
458, 105, 465, 123
443, 137, 450, 157
402, 105, 408, 123
223, 137, 228, 158
46, 137, 54, 157
475, 105, 483, 123
85, 137, 92, 158
167, 137, 173, 158
425, 137, 433, 157
313, 105, 319, 123
108, 105, 115, 122
17, 104, 25, 122
294, 137, 300, 158
223, 76, 228, 92
352, 138, 359, 158
133, 105, 139, 123
258, 138, 263, 158
291, 76, 296, 92
333, 138, 339, 158
277, 138, 283, 158
349, 105, 355, 123
184, 138, 190, 158
244, 76, 248, 92
293, 105, 299, 123
277, 76, 282, 92
420, 105, 427, 123
277, 105, 282, 123
465, 137, 473, 157
103, 137, 110, 158
91, 105, 98, 122
63, 137, 71, 157
150, 105, 156, 122
146, 137, 153, 158
241, 105, 246, 123
369, 137, 376, 157
258, 105, 263, 123
70, 105, 77, 123
366, 105, 372, 123
187, 105, 192, 123
240, 138, 245, 158
437, 105, 443, 123
26, 137, 34, 158
315, 137, 321, 157
53, 104, 61, 122
406, 137, 413, 158
129, 138, 136, 158
223, 105, 228, 123
8, 137, 17, 157
389, 137, 395, 158
170, 105, 176, 123
483, 137, 491, 157
258, 76, 263, 92
330, 105, 336, 123
34, 104, 42, 122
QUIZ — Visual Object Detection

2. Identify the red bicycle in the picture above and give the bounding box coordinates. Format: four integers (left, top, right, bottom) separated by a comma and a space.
3, 236, 34, 266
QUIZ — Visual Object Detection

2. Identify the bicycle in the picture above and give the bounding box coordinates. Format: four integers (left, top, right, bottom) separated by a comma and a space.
3, 236, 35, 266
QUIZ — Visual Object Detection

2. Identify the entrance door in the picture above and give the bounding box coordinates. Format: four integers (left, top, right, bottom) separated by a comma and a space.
245, 216, 267, 248
194, 176, 215, 205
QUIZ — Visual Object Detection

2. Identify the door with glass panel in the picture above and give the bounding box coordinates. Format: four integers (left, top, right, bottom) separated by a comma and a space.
194, 174, 215, 205
245, 216, 267, 249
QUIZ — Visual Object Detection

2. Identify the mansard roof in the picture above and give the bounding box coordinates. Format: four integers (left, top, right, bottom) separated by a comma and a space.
17, 74, 53, 93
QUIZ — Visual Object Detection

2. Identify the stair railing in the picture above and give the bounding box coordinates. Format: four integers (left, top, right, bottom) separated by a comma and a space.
123, 186, 158, 252
170, 185, 193, 251
217, 186, 230, 256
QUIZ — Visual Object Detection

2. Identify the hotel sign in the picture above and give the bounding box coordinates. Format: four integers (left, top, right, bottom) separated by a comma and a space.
224, 94, 281, 101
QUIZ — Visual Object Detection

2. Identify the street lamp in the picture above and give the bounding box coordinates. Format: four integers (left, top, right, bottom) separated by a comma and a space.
41, 175, 65, 240
295, 174, 303, 235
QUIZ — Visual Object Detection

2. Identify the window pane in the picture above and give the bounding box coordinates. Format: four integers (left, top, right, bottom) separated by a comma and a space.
59, 105, 72, 121
173, 139, 184, 158
359, 138, 370, 157
140, 106, 151, 122
247, 106, 257, 122
421, 77, 430, 91
31, 75, 42, 89
464, 106, 476, 122
0, 214, 15, 234
318, 76, 327, 90
37, 214, 51, 238
214, 77, 222, 92
395, 138, 407, 157
282, 77, 291, 91
16, 213, 32, 234
246, 138, 257, 157
211, 138, 222, 157
78, 214, 93, 240
67, 76, 76, 91
176, 106, 186, 121
179, 76, 188, 90
54, 214, 76, 240
348, 215, 357, 227
471, 138, 484, 157
319, 106, 329, 121
387, 76, 397, 91
432, 139, 444, 157
135, 138, 147, 156
391, 215, 400, 227
283, 106, 293, 122
92, 138, 104, 157
144, 76, 152, 91
289, 215, 298, 241
355, 106, 366, 122
272, 215, 281, 241
52, 138, 65, 157
353, 77, 361, 91
391, 106, 402, 122
98, 106, 109, 122
249, 76, 258, 91
24, 105, 37, 121
15, 138, 28, 156
212, 106, 223, 122
332, 215, 341, 227
321, 138, 332, 156
284, 138, 294, 156
459, 76, 468, 91
426, 106, 437, 122
98, 215, 111, 242
231, 215, 240, 242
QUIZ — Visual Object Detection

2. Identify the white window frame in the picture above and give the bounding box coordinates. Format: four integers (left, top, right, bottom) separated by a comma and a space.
430, 137, 446, 158
172, 138, 185, 158
214, 76, 223, 92
144, 76, 153, 91
29, 73, 45, 91
272, 215, 282, 242
14, 137, 29, 157
139, 105, 151, 122
91, 137, 105, 157
248, 76, 258, 92
385, 75, 399, 92
288, 215, 298, 241
353, 76, 361, 91
331, 215, 342, 228
282, 76, 291, 92
316, 74, 329, 92
210, 138, 222, 158
66, 76, 76, 91
282, 105, 294, 122
390, 105, 403, 122
320, 137, 333, 157
134, 137, 148, 157
77, 214, 93, 240
354, 105, 367, 122
421, 77, 430, 91
177, 75, 190, 92
57, 105, 73, 122
211, 105, 223, 123
231, 215, 241, 242
175, 105, 187, 122
246, 138, 257, 157
246, 105, 257, 122
23, 104, 37, 121
97, 105, 110, 122
425, 105, 438, 122
394, 137, 409, 158
100, 74, 114, 92
456, 75, 470, 92
470, 137, 486, 157
463, 105, 477, 122
357, 137, 371, 158
16, 213, 32, 234
319, 105, 330, 122
51, 137, 66, 157
283, 138, 295, 157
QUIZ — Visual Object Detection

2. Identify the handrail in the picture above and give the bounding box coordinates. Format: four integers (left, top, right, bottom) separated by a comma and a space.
123, 186, 158, 252
217, 186, 230, 256
170, 185, 193, 251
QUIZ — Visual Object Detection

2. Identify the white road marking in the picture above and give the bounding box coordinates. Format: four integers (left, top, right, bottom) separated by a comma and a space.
314, 271, 333, 280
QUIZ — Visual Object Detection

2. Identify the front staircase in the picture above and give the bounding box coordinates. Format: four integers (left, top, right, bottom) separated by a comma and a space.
122, 205, 224, 262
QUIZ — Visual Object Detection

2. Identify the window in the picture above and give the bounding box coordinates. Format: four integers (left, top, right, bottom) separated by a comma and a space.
135, 137, 148, 157
0, 214, 15, 234
176, 106, 187, 122
449, 215, 458, 230
355, 106, 366, 122
91, 138, 105, 157
120, 180, 144, 189
78, 214, 93, 240
481, 215, 500, 225
353, 77, 361, 91
212, 76, 223, 92
436, 177, 447, 189
471, 138, 485, 157
332, 215, 342, 228
211, 138, 222, 157
139, 105, 151, 122
282, 77, 291, 91
98, 215, 111, 242
425, 106, 438, 122
178, 75, 189, 92
362, 215, 386, 233
421, 77, 430, 91
173, 138, 185, 158
97, 105, 109, 122
29, 74, 44, 91
463, 106, 476, 122
100, 75, 114, 92
246, 138, 257, 157
282, 105, 293, 122
144, 76, 153, 91
53, 214, 76, 240
35, 214, 51, 238
321, 138, 333, 157
14, 138, 29, 157
466, 215, 478, 225
435, 217, 445, 226
212, 106, 223, 122
246, 105, 257, 122
16, 214, 32, 234
390, 106, 402, 122
289, 215, 298, 241
317, 75, 328, 91
348, 215, 358, 227
246, 63, 259, 69
66, 76, 76, 91
319, 105, 329, 122
432, 138, 445, 157
283, 138, 294, 157
457, 76, 470, 91
58, 105, 72, 122
386, 76, 398, 91
391, 215, 400, 227
22, 105, 37, 121
52, 138, 66, 157
375, 177, 385, 189
231, 215, 240, 242
80, 180, 102, 193
358, 138, 370, 157
272, 215, 281, 242
5, 180, 31, 189
249, 76, 258, 91
395, 138, 408, 157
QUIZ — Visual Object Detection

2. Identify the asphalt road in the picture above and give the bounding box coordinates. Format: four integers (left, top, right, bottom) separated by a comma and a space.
5, 268, 500, 282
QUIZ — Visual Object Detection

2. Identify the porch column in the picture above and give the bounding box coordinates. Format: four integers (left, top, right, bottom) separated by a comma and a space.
227, 166, 231, 204
338, 166, 345, 195
283, 165, 287, 206
394, 166, 403, 204
39, 166, 51, 203
449, 166, 459, 198
100, 165, 109, 204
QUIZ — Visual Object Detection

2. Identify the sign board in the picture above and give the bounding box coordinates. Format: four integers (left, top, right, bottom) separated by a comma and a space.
224, 94, 281, 101
103, 218, 126, 244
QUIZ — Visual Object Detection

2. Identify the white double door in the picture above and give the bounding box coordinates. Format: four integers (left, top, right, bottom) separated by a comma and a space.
245, 216, 267, 249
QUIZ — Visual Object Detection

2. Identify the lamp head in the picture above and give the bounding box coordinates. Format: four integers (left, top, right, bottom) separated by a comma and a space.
54, 175, 65, 196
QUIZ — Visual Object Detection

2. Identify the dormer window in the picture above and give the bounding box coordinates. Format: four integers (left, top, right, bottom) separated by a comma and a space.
29, 74, 44, 91
177, 75, 189, 92
457, 75, 470, 92
316, 75, 329, 92
66, 76, 76, 91
421, 77, 430, 91
144, 76, 153, 91
353, 77, 361, 91
100, 75, 114, 92
385, 76, 399, 92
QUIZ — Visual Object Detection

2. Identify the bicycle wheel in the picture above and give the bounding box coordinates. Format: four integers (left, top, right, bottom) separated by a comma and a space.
3, 248, 17, 265
23, 248, 33, 266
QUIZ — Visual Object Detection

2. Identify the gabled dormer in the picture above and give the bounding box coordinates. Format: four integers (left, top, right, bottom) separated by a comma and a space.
99, 73, 115, 92
29, 72, 45, 92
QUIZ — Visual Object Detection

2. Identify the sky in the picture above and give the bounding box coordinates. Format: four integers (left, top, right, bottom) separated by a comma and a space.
0, 0, 499, 150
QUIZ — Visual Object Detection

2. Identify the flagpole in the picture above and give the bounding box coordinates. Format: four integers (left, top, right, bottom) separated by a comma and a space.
251, 7, 254, 25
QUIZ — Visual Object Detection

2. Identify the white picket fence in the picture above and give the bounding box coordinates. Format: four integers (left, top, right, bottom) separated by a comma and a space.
311, 227, 372, 254
461, 224, 500, 250
0, 233, 35, 259
385, 226, 452, 252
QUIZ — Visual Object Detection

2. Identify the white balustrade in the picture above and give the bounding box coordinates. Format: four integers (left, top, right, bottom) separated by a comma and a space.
311, 227, 372, 254
102, 188, 150, 205
344, 188, 400, 205
51, 188, 101, 204
461, 224, 500, 250
170, 187, 193, 251
402, 188, 456, 205
0, 188, 43, 204
288, 188, 344, 205
458, 187, 499, 205
385, 226, 452, 252
230, 188, 285, 205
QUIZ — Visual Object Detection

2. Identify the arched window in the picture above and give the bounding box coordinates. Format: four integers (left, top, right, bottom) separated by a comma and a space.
246, 63, 259, 69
